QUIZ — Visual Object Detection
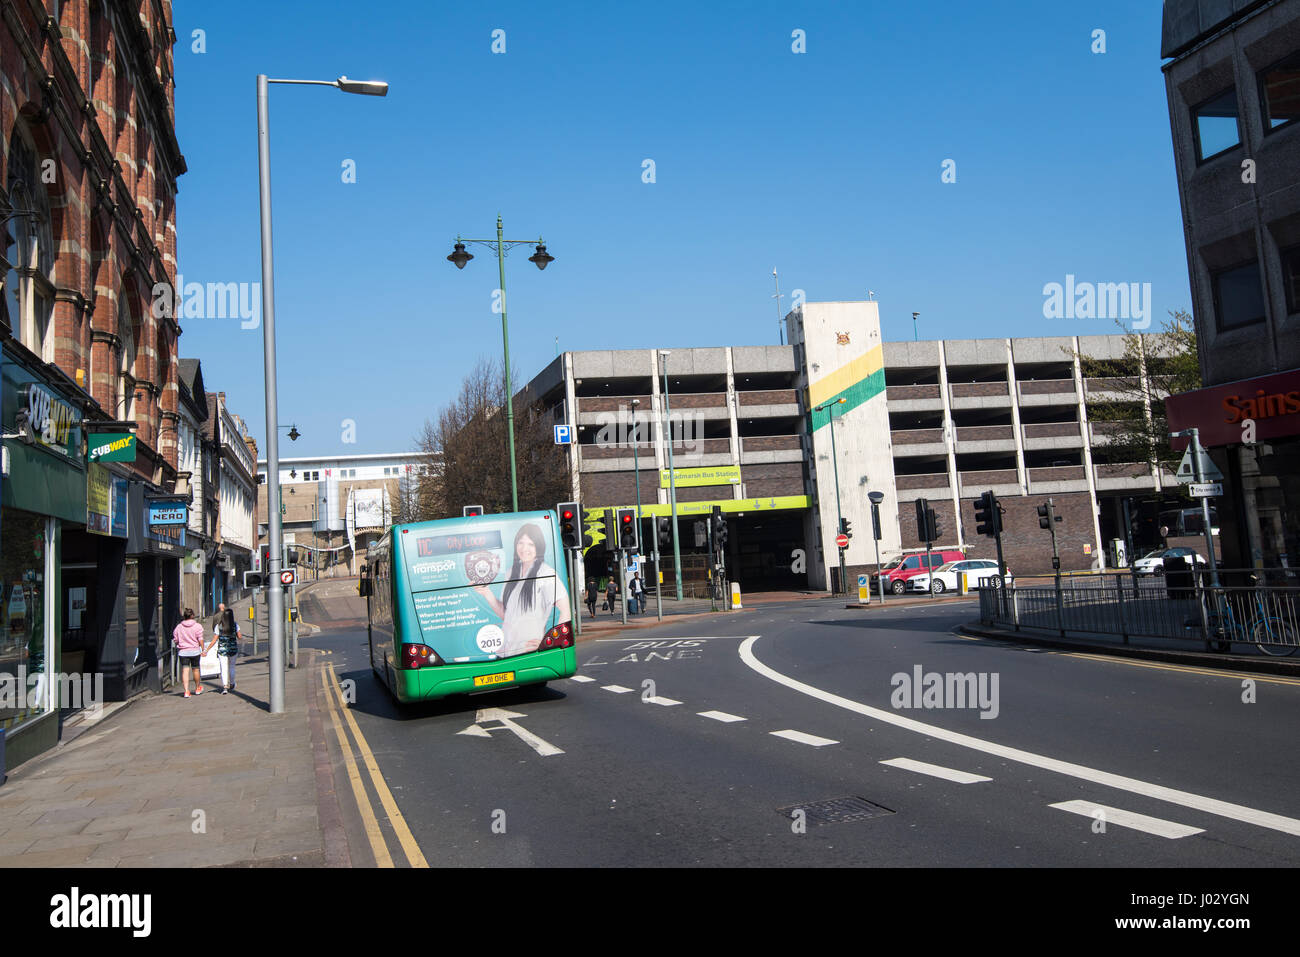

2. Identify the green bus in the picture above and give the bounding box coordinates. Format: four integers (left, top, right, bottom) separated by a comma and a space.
362, 511, 576, 702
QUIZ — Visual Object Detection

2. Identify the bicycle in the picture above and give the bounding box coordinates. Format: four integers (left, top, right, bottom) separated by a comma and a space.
1204, 586, 1300, 657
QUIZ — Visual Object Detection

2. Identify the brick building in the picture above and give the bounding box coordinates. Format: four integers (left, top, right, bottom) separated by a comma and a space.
2, 0, 186, 766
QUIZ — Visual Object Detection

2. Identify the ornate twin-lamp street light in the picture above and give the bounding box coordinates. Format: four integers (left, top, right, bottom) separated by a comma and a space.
814, 397, 848, 595
257, 72, 387, 714
448, 218, 554, 513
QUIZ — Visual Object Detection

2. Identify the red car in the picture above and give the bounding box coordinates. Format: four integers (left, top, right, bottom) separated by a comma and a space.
871, 550, 967, 595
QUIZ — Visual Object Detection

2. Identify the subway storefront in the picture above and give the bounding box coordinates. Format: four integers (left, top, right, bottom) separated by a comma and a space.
1, 342, 87, 768
1165, 367, 1300, 571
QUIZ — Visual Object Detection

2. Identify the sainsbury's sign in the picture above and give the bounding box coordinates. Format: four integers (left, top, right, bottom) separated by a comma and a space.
1166, 367, 1300, 449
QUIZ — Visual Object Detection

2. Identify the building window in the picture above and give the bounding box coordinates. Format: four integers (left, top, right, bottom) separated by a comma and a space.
1193, 87, 1241, 162
1260, 50, 1300, 133
1282, 243, 1300, 316
3, 133, 54, 360
1211, 259, 1267, 331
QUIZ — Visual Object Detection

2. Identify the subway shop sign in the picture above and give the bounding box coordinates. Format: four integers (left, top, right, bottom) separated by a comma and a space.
22, 382, 81, 457
88, 432, 136, 463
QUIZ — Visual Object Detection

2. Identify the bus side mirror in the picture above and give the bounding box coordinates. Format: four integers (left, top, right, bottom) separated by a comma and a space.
358, 579, 372, 597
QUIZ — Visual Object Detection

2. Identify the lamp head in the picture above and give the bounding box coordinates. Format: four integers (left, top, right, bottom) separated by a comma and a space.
336, 76, 388, 96
447, 242, 473, 269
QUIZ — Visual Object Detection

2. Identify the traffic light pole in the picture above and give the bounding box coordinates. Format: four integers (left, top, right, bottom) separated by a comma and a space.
569, 548, 582, 637
619, 549, 628, 625
707, 518, 716, 611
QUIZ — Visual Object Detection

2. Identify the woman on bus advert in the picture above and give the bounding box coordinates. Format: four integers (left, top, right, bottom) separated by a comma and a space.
473, 522, 571, 658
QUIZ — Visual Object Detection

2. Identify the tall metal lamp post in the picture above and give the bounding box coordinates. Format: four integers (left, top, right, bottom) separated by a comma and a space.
447, 219, 554, 513
257, 72, 387, 714
659, 351, 683, 600
814, 397, 848, 595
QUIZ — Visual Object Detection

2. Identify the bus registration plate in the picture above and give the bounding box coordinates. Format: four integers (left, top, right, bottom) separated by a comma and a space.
474, 671, 515, 688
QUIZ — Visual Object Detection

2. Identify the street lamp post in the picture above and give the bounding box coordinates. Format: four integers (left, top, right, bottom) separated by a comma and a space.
257, 72, 387, 714
448, 219, 554, 513
659, 351, 684, 601
815, 397, 848, 595
631, 399, 644, 614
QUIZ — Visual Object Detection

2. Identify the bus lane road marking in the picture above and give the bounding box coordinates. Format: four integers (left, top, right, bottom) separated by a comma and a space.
458, 707, 565, 757
739, 636, 1300, 838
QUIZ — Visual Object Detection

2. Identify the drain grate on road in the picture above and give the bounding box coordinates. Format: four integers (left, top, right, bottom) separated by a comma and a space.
776, 796, 895, 825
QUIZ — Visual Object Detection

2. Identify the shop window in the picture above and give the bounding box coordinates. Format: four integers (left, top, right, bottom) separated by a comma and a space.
1211, 259, 1267, 331
1, 509, 53, 731
1193, 87, 1241, 162
1260, 50, 1300, 133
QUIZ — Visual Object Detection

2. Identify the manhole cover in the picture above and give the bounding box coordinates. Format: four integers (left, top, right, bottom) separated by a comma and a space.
776, 796, 894, 825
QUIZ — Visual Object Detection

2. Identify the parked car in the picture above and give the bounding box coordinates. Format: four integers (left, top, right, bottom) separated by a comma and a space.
1133, 547, 1207, 575
908, 559, 1014, 594
872, 550, 967, 594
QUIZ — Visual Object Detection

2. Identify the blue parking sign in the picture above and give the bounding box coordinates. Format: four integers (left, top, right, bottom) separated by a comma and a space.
554, 424, 573, 445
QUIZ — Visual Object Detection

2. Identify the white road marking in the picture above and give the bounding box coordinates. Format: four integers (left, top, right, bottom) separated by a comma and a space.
601, 684, 635, 694
739, 636, 1300, 838
569, 675, 596, 683
458, 708, 564, 757
594, 636, 747, 642
1050, 801, 1204, 839
644, 696, 681, 706
880, 757, 991, 784
770, 729, 838, 747
698, 710, 747, 723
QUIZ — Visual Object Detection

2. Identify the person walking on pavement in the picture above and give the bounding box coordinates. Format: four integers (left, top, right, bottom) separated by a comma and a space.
585, 577, 598, 618
605, 576, 618, 617
172, 609, 206, 697
630, 572, 645, 615
207, 606, 241, 694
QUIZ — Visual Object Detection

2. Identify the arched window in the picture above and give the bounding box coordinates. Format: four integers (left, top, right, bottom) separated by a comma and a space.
118, 292, 138, 420
3, 129, 55, 360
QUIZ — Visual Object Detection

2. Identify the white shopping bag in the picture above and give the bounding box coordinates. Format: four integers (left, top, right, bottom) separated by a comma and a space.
199, 640, 221, 678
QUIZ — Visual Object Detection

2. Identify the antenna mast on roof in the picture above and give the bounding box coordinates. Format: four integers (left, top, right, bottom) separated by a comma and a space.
773, 268, 784, 346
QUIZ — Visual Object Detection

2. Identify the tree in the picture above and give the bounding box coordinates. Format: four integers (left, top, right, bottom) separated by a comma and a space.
415, 357, 571, 518
1076, 310, 1200, 476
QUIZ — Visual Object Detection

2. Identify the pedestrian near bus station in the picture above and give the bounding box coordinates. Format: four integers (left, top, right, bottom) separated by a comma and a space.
209, 606, 241, 694
172, 609, 206, 697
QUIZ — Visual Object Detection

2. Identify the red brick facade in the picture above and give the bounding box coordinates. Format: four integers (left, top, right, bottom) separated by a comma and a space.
2, 0, 184, 483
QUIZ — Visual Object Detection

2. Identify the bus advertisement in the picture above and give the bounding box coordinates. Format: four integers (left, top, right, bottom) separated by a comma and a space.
365, 511, 575, 703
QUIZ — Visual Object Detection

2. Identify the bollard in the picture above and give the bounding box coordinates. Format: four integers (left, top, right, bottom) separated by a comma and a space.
730, 581, 742, 610
958, 572, 969, 596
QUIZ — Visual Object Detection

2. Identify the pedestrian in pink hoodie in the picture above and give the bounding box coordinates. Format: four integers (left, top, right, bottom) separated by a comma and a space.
172, 608, 207, 697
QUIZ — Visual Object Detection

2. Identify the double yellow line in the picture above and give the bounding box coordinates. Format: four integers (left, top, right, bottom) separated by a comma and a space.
318, 663, 428, 867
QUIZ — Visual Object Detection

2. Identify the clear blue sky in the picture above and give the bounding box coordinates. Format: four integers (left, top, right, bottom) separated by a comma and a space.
173, 0, 1189, 457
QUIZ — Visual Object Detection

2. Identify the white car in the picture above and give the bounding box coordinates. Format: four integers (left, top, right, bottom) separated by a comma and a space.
1132, 547, 1208, 575
908, 559, 1013, 594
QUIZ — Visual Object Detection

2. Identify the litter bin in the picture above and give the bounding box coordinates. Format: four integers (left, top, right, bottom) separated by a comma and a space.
1164, 555, 1195, 600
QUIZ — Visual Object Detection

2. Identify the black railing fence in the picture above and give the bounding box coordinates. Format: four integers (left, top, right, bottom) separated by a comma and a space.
979, 568, 1300, 656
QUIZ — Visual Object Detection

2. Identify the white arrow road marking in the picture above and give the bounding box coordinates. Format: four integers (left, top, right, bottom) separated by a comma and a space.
457, 707, 564, 757
880, 757, 991, 784
770, 729, 838, 747
1050, 801, 1204, 839
698, 710, 747, 723
740, 636, 1300, 838
601, 684, 634, 694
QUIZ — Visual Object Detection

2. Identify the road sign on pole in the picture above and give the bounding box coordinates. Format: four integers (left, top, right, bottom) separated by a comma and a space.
1174, 445, 1223, 484
280, 570, 296, 586
1189, 482, 1222, 498
554, 424, 573, 445
835, 533, 849, 549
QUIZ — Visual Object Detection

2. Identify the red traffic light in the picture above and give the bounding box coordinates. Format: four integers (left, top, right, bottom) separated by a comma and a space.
621, 514, 632, 524
562, 510, 574, 520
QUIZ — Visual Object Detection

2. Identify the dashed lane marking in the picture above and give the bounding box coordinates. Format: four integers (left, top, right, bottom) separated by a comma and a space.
740, 635, 1300, 838
1050, 800, 1205, 839
770, 729, 838, 747
879, 757, 991, 784
698, 710, 747, 723
601, 684, 635, 694
569, 675, 596, 683
644, 696, 681, 706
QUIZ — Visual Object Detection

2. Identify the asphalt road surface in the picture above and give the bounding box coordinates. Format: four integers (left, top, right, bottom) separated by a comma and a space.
305, 597, 1300, 867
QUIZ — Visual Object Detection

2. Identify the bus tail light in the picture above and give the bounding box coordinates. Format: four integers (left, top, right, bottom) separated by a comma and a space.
401, 643, 443, 669
540, 621, 573, 650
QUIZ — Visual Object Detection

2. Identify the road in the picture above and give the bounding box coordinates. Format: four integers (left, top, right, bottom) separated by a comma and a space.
305, 596, 1300, 867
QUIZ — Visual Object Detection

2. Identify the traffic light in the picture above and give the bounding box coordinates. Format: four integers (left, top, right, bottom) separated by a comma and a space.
1038, 501, 1059, 529
463, 504, 484, 517
711, 505, 728, 550
840, 517, 853, 540
915, 498, 930, 543
616, 507, 638, 550
288, 549, 298, 566
603, 508, 616, 546
974, 491, 1002, 538
927, 508, 942, 541
243, 571, 264, 588
558, 502, 580, 549
657, 517, 671, 549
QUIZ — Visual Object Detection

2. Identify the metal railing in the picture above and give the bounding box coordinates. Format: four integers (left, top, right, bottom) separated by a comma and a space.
979, 568, 1300, 655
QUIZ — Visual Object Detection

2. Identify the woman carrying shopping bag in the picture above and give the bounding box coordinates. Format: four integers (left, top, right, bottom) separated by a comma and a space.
208, 606, 242, 694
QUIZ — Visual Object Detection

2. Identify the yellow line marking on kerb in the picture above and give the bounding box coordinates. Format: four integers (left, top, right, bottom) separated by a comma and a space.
325, 665, 429, 867
318, 665, 393, 867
